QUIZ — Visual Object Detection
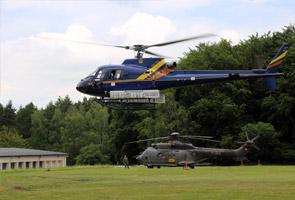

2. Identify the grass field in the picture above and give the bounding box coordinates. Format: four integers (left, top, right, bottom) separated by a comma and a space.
0, 165, 295, 200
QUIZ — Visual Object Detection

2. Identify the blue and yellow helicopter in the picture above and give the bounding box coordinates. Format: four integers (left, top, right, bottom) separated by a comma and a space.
41, 34, 288, 109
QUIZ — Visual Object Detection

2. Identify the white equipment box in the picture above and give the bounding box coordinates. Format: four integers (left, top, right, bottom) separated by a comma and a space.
110, 90, 160, 99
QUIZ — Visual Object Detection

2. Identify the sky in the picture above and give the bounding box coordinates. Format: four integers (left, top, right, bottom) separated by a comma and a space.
0, 0, 294, 108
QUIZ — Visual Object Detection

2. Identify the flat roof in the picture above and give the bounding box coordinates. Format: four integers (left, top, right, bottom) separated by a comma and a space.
0, 148, 67, 157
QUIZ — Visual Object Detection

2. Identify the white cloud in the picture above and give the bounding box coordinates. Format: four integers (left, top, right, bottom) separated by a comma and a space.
219, 29, 244, 44
1, 23, 131, 108
110, 12, 176, 45
110, 13, 219, 60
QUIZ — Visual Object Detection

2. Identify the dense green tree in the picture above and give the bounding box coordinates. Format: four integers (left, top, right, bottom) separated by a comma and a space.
239, 122, 281, 162
86, 103, 109, 144
0, 127, 28, 148
60, 106, 88, 165
0, 101, 16, 128
16, 103, 36, 138
55, 95, 73, 113
30, 110, 49, 149
48, 108, 64, 150
76, 144, 109, 165
0, 104, 3, 125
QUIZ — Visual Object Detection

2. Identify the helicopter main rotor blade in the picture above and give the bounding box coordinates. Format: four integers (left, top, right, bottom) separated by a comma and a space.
253, 144, 260, 150
146, 33, 217, 48
36, 33, 216, 59
144, 50, 168, 58
125, 136, 168, 144
36, 36, 130, 49
180, 135, 214, 139
185, 137, 221, 143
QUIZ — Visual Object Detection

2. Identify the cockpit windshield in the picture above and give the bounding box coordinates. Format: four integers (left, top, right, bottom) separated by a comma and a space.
95, 69, 105, 81
88, 67, 101, 77
89, 70, 97, 77
86, 67, 123, 81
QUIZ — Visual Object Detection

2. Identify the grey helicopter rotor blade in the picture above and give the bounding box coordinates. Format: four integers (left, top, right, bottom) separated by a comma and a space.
253, 144, 260, 150
190, 138, 221, 143
245, 132, 250, 141
146, 33, 217, 48
35, 36, 130, 49
144, 50, 168, 58
250, 135, 260, 150
180, 135, 214, 139
125, 136, 168, 144
180, 136, 221, 143
251, 135, 260, 142
236, 134, 260, 149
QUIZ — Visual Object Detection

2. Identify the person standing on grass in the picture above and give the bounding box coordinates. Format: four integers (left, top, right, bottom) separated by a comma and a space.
123, 155, 129, 168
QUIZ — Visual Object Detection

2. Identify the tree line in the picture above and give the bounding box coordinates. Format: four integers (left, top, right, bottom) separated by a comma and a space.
1, 25, 295, 165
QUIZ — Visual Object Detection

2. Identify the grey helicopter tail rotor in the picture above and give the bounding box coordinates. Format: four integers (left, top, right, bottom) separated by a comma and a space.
237, 132, 260, 150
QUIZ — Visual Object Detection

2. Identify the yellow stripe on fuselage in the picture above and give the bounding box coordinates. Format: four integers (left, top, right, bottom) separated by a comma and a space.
147, 66, 173, 80
268, 51, 287, 68
136, 59, 166, 80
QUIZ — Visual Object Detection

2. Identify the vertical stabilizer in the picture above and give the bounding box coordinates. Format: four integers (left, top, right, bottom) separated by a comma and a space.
265, 44, 288, 90
267, 44, 288, 72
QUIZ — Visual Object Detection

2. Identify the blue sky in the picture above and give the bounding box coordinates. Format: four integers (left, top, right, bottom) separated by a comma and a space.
0, 0, 294, 108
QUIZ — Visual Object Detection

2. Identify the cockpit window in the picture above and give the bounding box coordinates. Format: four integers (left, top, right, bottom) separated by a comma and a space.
97, 70, 104, 79
115, 70, 122, 79
95, 70, 105, 81
89, 69, 97, 77
108, 69, 122, 80
109, 70, 116, 80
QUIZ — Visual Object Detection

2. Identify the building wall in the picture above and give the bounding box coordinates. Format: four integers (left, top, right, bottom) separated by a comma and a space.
0, 155, 66, 170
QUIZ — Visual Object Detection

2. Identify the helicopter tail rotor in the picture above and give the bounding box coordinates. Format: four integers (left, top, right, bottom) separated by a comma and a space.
237, 133, 260, 150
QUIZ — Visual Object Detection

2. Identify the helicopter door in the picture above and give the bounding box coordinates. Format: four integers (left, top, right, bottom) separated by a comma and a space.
167, 150, 177, 165
156, 151, 166, 165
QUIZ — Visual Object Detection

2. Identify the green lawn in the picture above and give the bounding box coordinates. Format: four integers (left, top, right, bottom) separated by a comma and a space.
0, 165, 295, 200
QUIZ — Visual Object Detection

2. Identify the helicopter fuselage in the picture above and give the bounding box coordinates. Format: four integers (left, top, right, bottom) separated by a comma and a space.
136, 142, 249, 168
76, 57, 282, 98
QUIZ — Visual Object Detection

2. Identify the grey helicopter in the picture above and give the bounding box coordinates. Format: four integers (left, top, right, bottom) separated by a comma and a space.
126, 132, 259, 168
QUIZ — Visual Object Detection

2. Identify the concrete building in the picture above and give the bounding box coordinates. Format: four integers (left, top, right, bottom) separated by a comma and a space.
0, 148, 67, 170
